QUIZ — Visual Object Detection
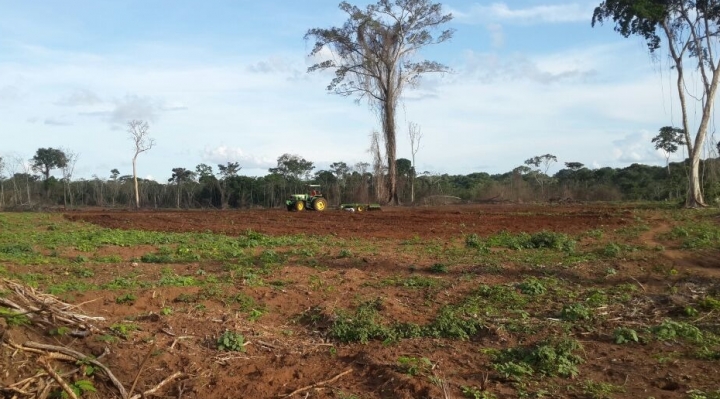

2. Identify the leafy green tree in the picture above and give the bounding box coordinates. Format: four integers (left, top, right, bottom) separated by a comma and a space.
31, 148, 67, 181
652, 126, 685, 175
524, 154, 557, 198
269, 154, 314, 181
565, 162, 584, 171
218, 162, 241, 209
305, 0, 453, 205
593, 0, 720, 207
168, 167, 195, 208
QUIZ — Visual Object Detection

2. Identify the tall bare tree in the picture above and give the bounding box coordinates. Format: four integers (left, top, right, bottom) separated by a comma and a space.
60, 149, 79, 208
593, 0, 720, 207
407, 121, 423, 203
128, 120, 155, 209
369, 130, 387, 201
305, 0, 453, 204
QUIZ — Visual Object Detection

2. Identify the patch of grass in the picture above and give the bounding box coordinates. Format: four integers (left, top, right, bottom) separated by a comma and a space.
109, 323, 139, 339
560, 303, 592, 322
115, 293, 137, 304
461, 386, 496, 399
667, 222, 720, 249
0, 308, 31, 326
651, 320, 704, 344
687, 389, 720, 399
699, 296, 720, 311
517, 277, 546, 296
330, 299, 388, 344
428, 263, 448, 273
581, 380, 625, 399
490, 338, 583, 380
396, 356, 432, 376
486, 231, 575, 252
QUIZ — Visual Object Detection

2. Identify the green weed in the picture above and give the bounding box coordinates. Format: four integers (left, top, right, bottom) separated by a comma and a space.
491, 338, 583, 380
613, 327, 639, 344
217, 330, 246, 352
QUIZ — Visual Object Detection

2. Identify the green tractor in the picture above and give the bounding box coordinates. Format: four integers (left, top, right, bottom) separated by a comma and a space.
286, 185, 328, 212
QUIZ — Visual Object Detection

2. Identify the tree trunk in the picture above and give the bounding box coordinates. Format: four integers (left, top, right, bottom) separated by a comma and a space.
176, 183, 181, 209
132, 156, 140, 209
383, 91, 398, 205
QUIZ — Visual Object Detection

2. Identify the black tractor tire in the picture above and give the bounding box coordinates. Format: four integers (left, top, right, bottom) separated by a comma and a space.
312, 197, 328, 211
287, 204, 294, 211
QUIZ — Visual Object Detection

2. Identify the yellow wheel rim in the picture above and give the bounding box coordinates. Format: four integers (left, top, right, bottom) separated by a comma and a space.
316, 201, 325, 211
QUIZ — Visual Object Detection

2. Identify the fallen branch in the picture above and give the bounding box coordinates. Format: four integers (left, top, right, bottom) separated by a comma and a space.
37, 357, 79, 399
128, 343, 156, 398
129, 371, 184, 399
23, 341, 127, 399
281, 368, 353, 398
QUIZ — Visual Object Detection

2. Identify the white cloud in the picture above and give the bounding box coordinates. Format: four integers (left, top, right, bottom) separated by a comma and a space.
612, 131, 667, 164
454, 2, 595, 24
201, 146, 275, 170
486, 23, 505, 48
44, 116, 72, 126
0, 85, 20, 105
55, 89, 102, 106
460, 50, 595, 84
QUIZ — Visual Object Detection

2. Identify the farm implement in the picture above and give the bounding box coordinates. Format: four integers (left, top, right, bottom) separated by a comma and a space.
339, 203, 382, 212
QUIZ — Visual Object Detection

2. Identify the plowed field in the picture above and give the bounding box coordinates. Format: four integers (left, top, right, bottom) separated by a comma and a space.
2, 204, 719, 399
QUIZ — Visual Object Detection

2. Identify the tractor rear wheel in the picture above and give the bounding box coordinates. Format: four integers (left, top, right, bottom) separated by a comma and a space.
294, 200, 305, 211
312, 197, 328, 211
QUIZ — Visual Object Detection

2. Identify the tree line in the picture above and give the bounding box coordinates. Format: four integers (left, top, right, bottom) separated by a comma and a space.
1, 146, 719, 210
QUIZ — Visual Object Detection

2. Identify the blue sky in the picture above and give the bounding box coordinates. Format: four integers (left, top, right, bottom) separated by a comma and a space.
0, 0, 711, 181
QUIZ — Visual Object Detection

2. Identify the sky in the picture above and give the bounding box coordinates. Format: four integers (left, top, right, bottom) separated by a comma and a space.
0, 0, 717, 181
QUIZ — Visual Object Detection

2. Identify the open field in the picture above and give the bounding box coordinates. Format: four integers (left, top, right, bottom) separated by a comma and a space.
2, 204, 720, 399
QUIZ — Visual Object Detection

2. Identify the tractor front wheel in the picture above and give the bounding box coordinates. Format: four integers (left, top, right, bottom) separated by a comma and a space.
312, 197, 328, 211
356, 205, 365, 212
294, 200, 305, 211
287, 204, 294, 211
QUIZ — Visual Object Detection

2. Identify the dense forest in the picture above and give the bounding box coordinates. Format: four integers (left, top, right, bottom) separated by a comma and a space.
1, 149, 720, 210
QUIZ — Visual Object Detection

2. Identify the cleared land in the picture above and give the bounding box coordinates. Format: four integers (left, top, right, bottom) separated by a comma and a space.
1, 204, 720, 399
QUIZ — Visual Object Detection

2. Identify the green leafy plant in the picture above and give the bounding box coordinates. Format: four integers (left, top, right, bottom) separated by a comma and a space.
465, 233, 483, 248
396, 356, 432, 376
109, 323, 138, 339
115, 293, 137, 304
560, 303, 592, 321
217, 330, 246, 352
613, 327, 639, 344
51, 379, 97, 398
651, 320, 704, 343
0, 308, 31, 326
581, 379, 625, 399
428, 263, 448, 273
491, 338, 583, 380
461, 385, 496, 399
517, 277, 546, 295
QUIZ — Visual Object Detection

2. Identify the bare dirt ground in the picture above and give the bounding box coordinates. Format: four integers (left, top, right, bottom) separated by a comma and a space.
64, 204, 634, 239
2, 204, 719, 399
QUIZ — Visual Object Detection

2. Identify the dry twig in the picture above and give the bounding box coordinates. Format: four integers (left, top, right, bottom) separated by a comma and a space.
37, 357, 79, 399
281, 369, 353, 398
